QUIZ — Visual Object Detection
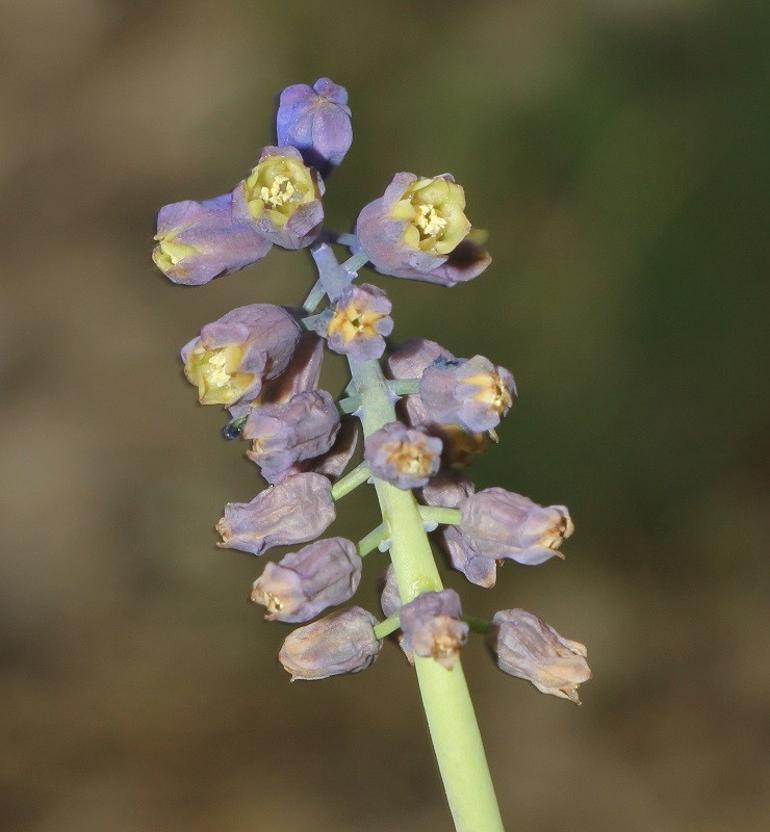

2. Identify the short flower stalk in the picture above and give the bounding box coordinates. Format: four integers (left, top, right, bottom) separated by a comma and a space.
153, 76, 591, 832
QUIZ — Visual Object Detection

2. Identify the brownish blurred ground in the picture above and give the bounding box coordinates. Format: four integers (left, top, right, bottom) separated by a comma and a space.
2, 1, 769, 830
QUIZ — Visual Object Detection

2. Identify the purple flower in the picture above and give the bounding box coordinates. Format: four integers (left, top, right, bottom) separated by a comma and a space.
181, 304, 302, 407
250, 537, 361, 623
323, 284, 393, 360
365, 422, 442, 490
299, 417, 359, 481
232, 146, 324, 250
152, 194, 272, 286
387, 340, 489, 466
400, 590, 468, 670
276, 78, 353, 177
458, 488, 574, 565
355, 172, 490, 286
243, 390, 341, 484
278, 607, 382, 681
421, 474, 496, 588
216, 473, 335, 556
419, 355, 516, 432
490, 609, 591, 704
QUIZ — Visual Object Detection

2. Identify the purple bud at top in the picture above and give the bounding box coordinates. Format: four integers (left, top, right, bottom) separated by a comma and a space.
181, 304, 302, 407
232, 146, 324, 250
365, 422, 442, 490
276, 78, 353, 177
324, 284, 393, 360
399, 589, 468, 670
250, 537, 361, 623
490, 609, 591, 704
216, 473, 335, 556
380, 564, 401, 618
278, 607, 382, 681
355, 172, 490, 286
459, 488, 574, 565
153, 194, 272, 286
243, 390, 341, 484
420, 355, 516, 432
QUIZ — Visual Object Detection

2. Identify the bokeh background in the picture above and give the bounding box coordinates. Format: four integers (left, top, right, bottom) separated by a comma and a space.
2, 1, 768, 829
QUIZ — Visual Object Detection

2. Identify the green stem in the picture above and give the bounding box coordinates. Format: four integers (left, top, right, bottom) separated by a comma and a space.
465, 615, 493, 635
349, 357, 503, 832
373, 613, 400, 639
338, 394, 361, 414
357, 523, 388, 557
418, 505, 462, 527
388, 378, 421, 396
330, 461, 371, 501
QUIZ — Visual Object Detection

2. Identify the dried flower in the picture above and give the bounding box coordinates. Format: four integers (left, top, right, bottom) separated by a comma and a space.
276, 78, 353, 177
153, 194, 272, 285
419, 355, 516, 432
243, 390, 341, 483
355, 172, 490, 285
278, 607, 382, 680
365, 422, 442, 489
459, 488, 574, 565
232, 146, 324, 249
379, 563, 401, 618
216, 473, 335, 556
400, 589, 468, 670
324, 283, 393, 360
251, 537, 361, 622
490, 609, 591, 703
181, 304, 302, 407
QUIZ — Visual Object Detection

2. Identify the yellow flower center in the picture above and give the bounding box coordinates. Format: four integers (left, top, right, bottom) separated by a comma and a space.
152, 231, 197, 273
462, 371, 512, 414
386, 440, 434, 477
244, 155, 315, 227
184, 344, 253, 406
390, 177, 471, 255
327, 302, 385, 344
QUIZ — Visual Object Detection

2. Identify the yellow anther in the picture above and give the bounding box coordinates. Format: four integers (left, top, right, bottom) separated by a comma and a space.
327, 302, 384, 344
184, 344, 253, 406
463, 372, 512, 413
260, 175, 297, 208
415, 203, 448, 238
387, 441, 433, 476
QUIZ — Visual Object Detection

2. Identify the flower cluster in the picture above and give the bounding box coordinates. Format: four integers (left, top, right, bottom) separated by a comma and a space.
154, 78, 590, 706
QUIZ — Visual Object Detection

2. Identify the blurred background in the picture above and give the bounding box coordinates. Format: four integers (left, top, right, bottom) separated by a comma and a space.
2, 0, 768, 829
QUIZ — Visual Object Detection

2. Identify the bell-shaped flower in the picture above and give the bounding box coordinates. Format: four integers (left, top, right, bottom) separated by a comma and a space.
250, 537, 361, 623
490, 609, 591, 704
181, 304, 302, 407
299, 417, 359, 481
419, 355, 516, 432
458, 488, 574, 565
321, 283, 393, 360
216, 473, 335, 556
243, 390, 341, 484
278, 607, 382, 681
399, 590, 468, 670
153, 194, 272, 286
421, 474, 496, 588
365, 422, 442, 490
355, 172, 490, 286
276, 78, 353, 177
232, 146, 324, 249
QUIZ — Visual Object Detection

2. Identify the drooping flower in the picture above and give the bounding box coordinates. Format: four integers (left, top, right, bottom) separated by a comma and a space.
153, 194, 272, 286
278, 607, 382, 680
355, 172, 490, 285
322, 283, 393, 360
365, 422, 442, 489
216, 473, 335, 556
243, 390, 341, 483
387, 340, 489, 466
490, 609, 591, 703
232, 146, 324, 249
181, 304, 302, 407
276, 78, 353, 177
419, 355, 516, 432
250, 537, 361, 623
421, 474, 496, 588
458, 488, 573, 565
399, 589, 468, 670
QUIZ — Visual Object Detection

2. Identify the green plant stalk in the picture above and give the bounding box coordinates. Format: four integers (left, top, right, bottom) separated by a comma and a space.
349, 357, 504, 832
